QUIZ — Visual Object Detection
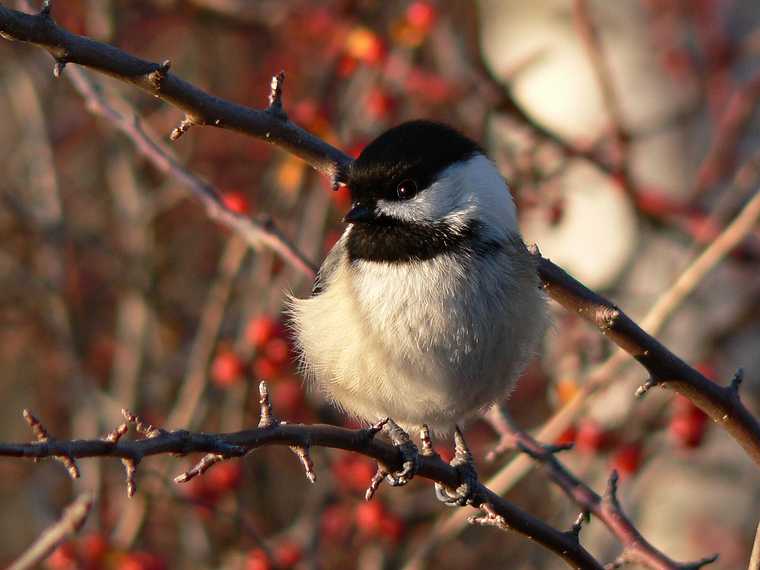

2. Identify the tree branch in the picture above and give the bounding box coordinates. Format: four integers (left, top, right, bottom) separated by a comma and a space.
1, 1, 759, 467
8, 493, 93, 570
0, 384, 605, 570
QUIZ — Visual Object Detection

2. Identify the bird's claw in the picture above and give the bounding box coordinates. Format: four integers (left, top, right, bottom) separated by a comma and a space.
384, 418, 418, 486
434, 427, 479, 507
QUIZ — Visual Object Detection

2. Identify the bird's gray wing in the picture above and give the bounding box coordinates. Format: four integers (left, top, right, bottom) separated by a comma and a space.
311, 238, 344, 296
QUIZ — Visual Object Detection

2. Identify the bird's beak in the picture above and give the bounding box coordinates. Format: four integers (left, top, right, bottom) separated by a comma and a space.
343, 202, 375, 224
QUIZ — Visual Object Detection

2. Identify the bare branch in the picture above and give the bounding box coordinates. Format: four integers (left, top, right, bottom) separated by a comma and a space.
8, 493, 93, 570
0, 403, 604, 570
485, 405, 718, 570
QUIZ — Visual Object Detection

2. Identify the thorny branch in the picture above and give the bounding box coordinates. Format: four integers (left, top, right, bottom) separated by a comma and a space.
0, 2, 757, 468
486, 406, 718, 570
0, 383, 605, 570
0, 2, 759, 567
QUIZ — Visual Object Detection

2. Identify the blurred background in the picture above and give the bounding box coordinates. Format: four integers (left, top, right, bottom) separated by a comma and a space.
1, 0, 760, 568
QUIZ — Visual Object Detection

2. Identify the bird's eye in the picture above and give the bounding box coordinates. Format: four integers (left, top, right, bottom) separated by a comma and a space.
396, 179, 418, 200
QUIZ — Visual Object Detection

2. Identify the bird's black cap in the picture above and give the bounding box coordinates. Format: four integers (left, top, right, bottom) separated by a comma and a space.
347, 120, 482, 206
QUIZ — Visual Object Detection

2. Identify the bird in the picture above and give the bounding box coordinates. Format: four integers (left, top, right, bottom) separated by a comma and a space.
289, 120, 547, 436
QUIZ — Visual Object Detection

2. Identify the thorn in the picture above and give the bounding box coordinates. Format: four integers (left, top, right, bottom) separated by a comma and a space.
22, 409, 80, 478
40, 1, 52, 17
568, 511, 585, 539
635, 377, 656, 399
363, 417, 388, 441
159, 59, 171, 74
467, 503, 508, 530
267, 71, 287, 119
23, 409, 49, 441
122, 458, 138, 497
53, 60, 66, 78
170, 116, 193, 141
364, 466, 387, 501
684, 553, 719, 569
121, 409, 164, 438
174, 453, 223, 483
420, 425, 438, 457
103, 423, 128, 444
545, 441, 575, 454
289, 445, 316, 483
258, 381, 277, 428
729, 368, 744, 395
148, 59, 171, 88
605, 470, 621, 510
453, 426, 473, 467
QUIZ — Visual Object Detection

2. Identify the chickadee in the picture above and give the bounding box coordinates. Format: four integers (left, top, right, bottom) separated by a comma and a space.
290, 120, 547, 434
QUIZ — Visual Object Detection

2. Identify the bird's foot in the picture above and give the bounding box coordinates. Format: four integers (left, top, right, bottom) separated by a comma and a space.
435, 427, 479, 507
383, 418, 419, 486
364, 418, 419, 500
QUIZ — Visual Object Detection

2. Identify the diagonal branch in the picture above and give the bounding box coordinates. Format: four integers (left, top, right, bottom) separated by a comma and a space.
486, 405, 718, 570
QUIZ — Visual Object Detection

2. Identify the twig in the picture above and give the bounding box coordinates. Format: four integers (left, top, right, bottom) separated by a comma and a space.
749, 520, 760, 570
8, 493, 93, 570
0, 3, 350, 181
484, 406, 718, 570
0, 400, 604, 570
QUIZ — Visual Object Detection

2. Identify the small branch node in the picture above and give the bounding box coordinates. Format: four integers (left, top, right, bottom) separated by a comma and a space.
682, 553, 719, 569
468, 503, 508, 531
604, 469, 621, 509
170, 116, 194, 141
728, 368, 744, 397
267, 71, 287, 119
258, 381, 278, 428
40, 1, 53, 17
121, 409, 165, 438
102, 423, 128, 444
174, 453, 223, 483
22, 409, 80, 479
420, 424, 438, 458
289, 445, 316, 483
635, 377, 657, 399
23, 409, 49, 441
121, 458, 139, 497
52, 60, 66, 78
148, 59, 172, 88
567, 511, 586, 540
362, 417, 389, 441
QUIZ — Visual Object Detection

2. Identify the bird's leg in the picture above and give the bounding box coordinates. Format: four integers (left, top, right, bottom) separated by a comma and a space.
383, 418, 419, 486
434, 426, 479, 507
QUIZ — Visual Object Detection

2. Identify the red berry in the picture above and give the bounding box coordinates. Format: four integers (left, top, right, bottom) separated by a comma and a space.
406, 2, 437, 30
321, 504, 353, 543
611, 443, 643, 478
211, 348, 243, 387
345, 27, 385, 65
669, 397, 708, 449
207, 461, 243, 492
265, 337, 290, 365
555, 425, 577, 447
271, 378, 304, 416
380, 513, 405, 542
245, 549, 272, 570
253, 356, 282, 381
245, 316, 279, 348
46, 543, 77, 570
576, 420, 607, 454
222, 191, 250, 214
81, 533, 109, 563
274, 541, 303, 567
366, 88, 394, 120
117, 552, 166, 570
356, 500, 385, 535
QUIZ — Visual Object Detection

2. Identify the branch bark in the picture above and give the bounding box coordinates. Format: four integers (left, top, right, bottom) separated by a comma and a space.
0, 393, 605, 570
1, 1, 759, 467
